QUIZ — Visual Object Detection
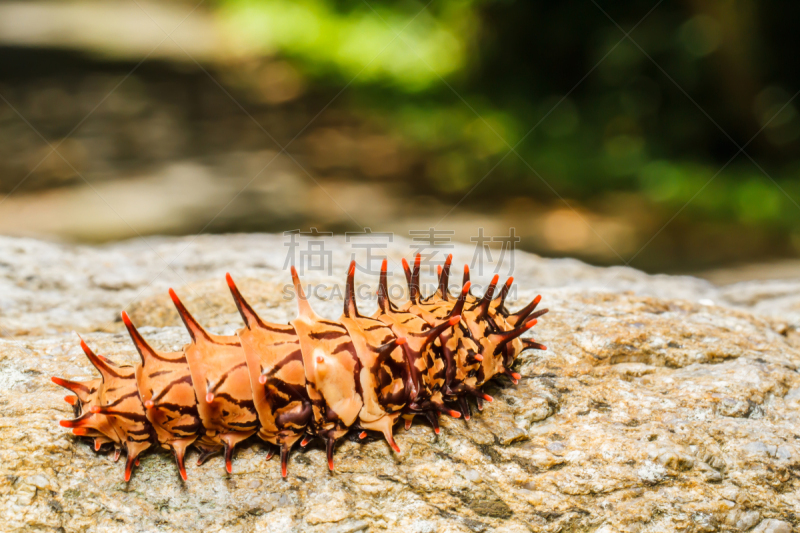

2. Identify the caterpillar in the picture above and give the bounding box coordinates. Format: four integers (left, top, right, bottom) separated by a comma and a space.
52, 254, 547, 481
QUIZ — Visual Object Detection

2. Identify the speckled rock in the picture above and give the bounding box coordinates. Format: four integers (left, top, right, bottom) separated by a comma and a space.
0, 234, 798, 532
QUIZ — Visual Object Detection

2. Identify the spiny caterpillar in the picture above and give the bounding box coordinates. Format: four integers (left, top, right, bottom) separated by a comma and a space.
52, 255, 547, 481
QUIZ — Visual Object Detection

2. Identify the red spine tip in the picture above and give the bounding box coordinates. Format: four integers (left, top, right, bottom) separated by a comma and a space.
90, 406, 101, 414
121, 311, 132, 327
474, 354, 484, 362
482, 394, 494, 402
144, 400, 154, 409
448, 315, 461, 326
348, 261, 356, 276
94, 439, 102, 452
358, 431, 367, 439
59, 420, 72, 428
464, 264, 470, 274
434, 427, 441, 435
437, 265, 442, 276
395, 337, 407, 346
72, 428, 88, 436
381, 259, 387, 273
328, 458, 335, 471
449, 410, 461, 419
390, 441, 401, 453
464, 414, 471, 421
316, 355, 325, 364
404, 419, 412, 430
52, 377, 86, 395
179, 466, 188, 481
401, 258, 409, 270
258, 374, 267, 385
168, 288, 180, 305
462, 281, 471, 293
541, 345, 548, 350
491, 274, 499, 284
226, 460, 232, 474
512, 372, 521, 380
282, 464, 288, 478
205, 393, 214, 403
533, 295, 542, 305
526, 319, 538, 328
79, 338, 90, 354
64, 395, 77, 405
225, 272, 235, 289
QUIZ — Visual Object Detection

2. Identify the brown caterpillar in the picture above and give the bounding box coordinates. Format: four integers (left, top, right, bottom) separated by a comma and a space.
52, 255, 547, 481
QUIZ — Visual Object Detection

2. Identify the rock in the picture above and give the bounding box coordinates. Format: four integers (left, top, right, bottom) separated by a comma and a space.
0, 234, 799, 532
655, 448, 694, 471
636, 461, 667, 485
752, 519, 793, 533
735, 511, 762, 531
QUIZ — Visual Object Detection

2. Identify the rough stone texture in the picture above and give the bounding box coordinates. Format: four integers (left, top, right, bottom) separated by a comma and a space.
0, 234, 798, 533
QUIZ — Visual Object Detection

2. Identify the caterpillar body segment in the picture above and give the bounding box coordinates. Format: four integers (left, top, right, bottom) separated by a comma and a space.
226, 273, 310, 478
122, 311, 201, 481
53, 255, 547, 481
341, 262, 408, 453
168, 288, 259, 472
289, 265, 363, 470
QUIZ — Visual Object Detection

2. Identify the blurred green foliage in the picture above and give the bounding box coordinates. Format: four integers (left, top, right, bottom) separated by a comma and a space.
216, 0, 800, 248
219, 0, 475, 90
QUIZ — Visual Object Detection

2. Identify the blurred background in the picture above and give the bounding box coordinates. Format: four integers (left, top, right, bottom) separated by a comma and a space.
0, 0, 798, 280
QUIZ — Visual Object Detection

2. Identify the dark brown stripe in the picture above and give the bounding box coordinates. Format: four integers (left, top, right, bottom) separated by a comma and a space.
208, 362, 247, 393
152, 375, 193, 402
214, 392, 256, 412
317, 320, 347, 331
106, 391, 140, 407
260, 323, 296, 334
263, 350, 303, 379
109, 411, 149, 423
308, 330, 346, 341
332, 342, 354, 355
170, 422, 203, 434
154, 402, 199, 417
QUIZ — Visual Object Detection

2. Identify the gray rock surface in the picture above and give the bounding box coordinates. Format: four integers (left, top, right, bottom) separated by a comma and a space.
0, 234, 798, 532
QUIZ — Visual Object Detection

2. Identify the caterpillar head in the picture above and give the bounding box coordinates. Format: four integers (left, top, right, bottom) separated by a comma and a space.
52, 374, 109, 450
53, 338, 152, 481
